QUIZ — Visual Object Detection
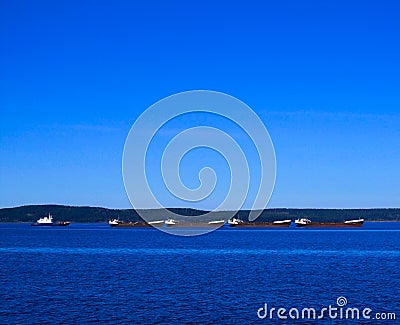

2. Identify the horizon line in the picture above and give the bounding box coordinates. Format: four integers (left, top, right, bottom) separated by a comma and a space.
1, 204, 399, 211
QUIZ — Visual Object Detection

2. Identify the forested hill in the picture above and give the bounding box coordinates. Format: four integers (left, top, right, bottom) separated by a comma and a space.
0, 205, 399, 223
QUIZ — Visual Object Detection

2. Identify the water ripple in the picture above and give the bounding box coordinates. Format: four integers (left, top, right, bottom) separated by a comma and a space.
1, 246, 399, 256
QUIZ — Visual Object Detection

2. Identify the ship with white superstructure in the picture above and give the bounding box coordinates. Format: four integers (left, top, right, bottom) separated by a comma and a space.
32, 213, 70, 226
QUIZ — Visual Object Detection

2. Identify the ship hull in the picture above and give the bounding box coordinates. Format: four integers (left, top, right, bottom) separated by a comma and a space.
296, 222, 363, 228
229, 221, 292, 228
110, 222, 148, 227
110, 222, 162, 227
31, 222, 70, 227
165, 222, 225, 227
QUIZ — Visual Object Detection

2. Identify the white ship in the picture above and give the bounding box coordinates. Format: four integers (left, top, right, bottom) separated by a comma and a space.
35, 213, 54, 225
294, 218, 312, 227
165, 219, 177, 226
227, 218, 243, 226
108, 219, 120, 226
32, 213, 70, 226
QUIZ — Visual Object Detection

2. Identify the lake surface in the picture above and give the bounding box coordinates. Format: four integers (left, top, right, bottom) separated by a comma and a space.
1, 223, 399, 324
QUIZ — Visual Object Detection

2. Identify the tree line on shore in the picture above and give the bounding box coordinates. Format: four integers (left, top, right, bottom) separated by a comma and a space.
1, 205, 399, 223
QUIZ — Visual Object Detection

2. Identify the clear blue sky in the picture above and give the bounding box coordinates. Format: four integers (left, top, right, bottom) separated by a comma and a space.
1, 0, 399, 209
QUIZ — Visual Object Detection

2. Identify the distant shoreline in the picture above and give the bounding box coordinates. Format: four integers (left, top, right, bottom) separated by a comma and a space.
1, 221, 400, 224
1, 205, 399, 223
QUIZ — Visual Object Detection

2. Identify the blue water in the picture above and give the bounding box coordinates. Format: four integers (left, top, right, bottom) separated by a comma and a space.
1, 223, 399, 324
